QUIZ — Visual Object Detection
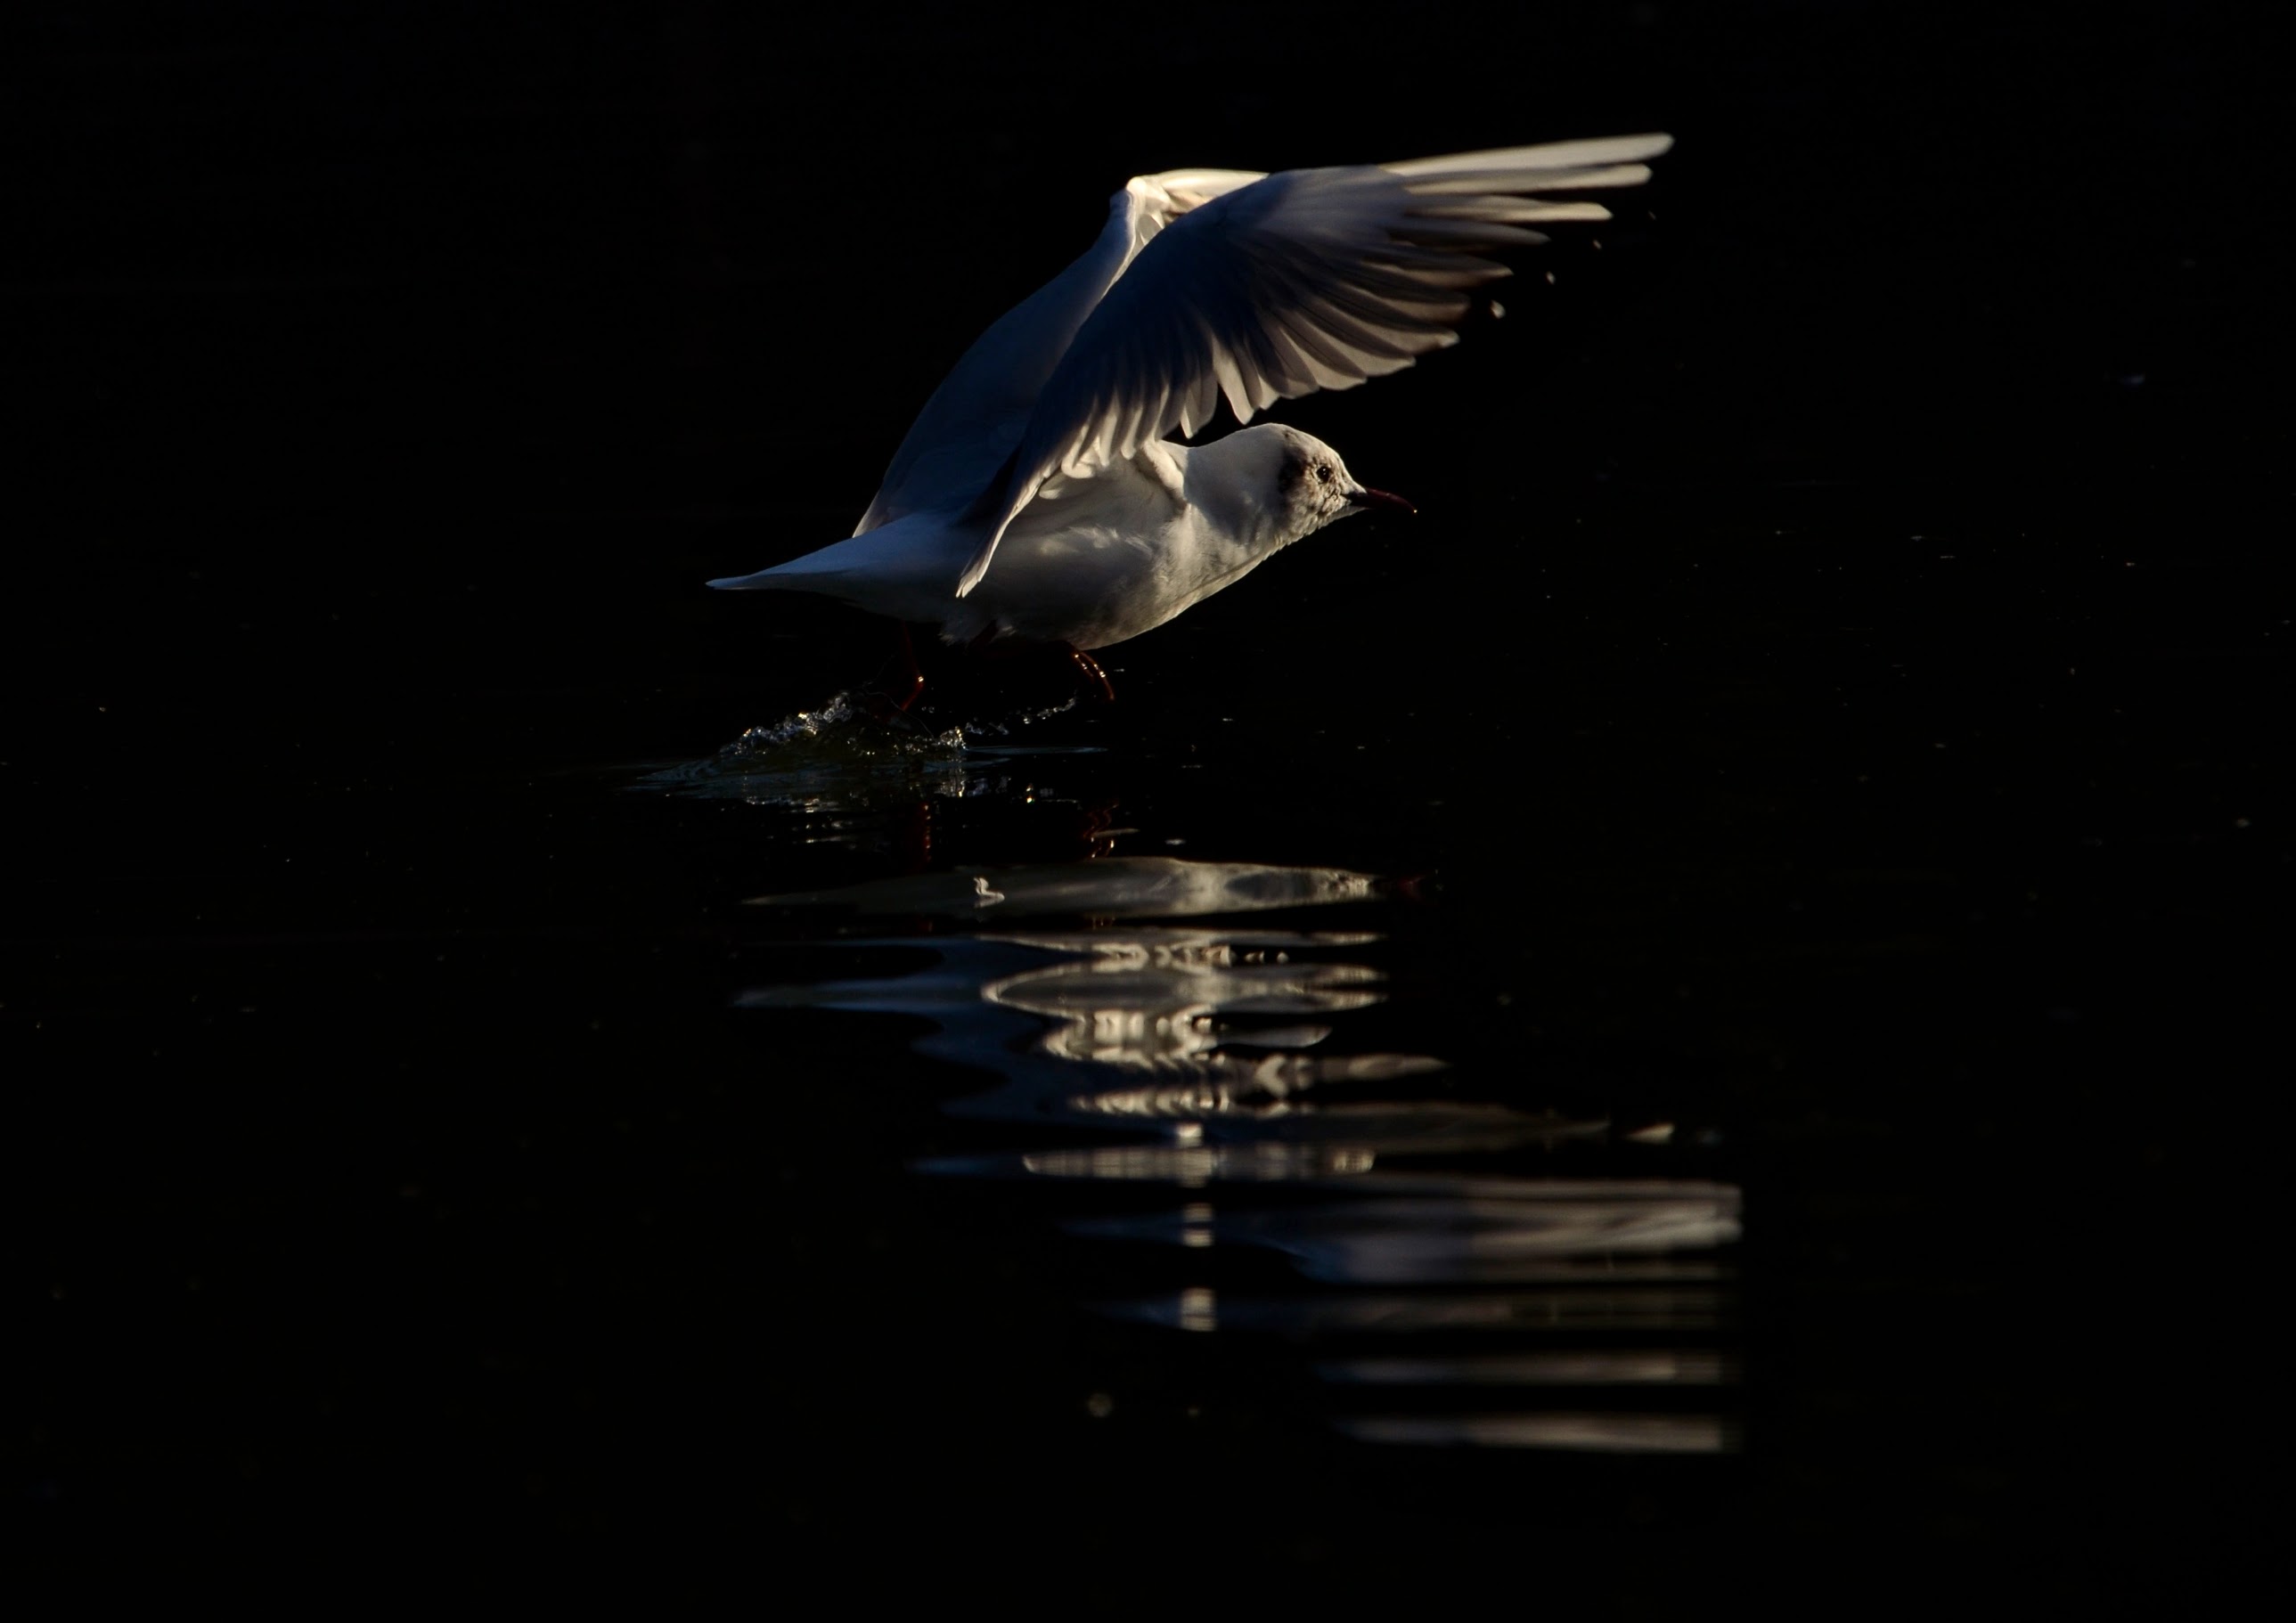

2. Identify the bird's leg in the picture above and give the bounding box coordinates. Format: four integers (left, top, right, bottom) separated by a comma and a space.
1063, 644, 1115, 703
963, 628, 1113, 702
890, 622, 927, 712
855, 621, 927, 727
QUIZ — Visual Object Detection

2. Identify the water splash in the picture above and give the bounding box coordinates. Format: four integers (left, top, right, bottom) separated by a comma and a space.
638, 690, 1094, 811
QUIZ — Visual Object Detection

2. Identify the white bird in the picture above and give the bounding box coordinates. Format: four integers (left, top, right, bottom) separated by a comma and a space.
708, 133, 1671, 703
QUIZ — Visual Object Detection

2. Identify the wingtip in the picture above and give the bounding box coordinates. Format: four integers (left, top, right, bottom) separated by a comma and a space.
953, 544, 993, 599
1383, 132, 1676, 179
955, 499, 1025, 597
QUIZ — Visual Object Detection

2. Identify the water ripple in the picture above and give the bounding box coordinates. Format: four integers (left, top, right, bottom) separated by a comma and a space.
733, 853, 1742, 1452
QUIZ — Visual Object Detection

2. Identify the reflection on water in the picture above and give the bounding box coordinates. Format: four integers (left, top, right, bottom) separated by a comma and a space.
754, 855, 1378, 918
735, 847, 1743, 1453
1106, 1287, 1736, 1333
1069, 1181, 1741, 1284
1337, 1414, 1730, 1453
1321, 1351, 1737, 1383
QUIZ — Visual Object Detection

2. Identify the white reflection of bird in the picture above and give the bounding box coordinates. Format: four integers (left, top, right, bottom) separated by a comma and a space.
708, 135, 1671, 702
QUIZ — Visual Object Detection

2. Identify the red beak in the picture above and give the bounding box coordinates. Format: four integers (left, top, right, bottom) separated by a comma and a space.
1348, 485, 1416, 514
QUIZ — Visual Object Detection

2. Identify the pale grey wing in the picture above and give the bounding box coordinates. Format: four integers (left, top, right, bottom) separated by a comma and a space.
850, 190, 1132, 536
952, 135, 1671, 595
853, 168, 1266, 536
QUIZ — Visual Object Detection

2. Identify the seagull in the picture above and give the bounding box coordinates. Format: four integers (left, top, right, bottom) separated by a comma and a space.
708, 133, 1671, 704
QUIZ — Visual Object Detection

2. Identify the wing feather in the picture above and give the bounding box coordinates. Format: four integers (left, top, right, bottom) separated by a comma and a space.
952, 133, 1670, 596
1381, 133, 1673, 179
854, 167, 1271, 535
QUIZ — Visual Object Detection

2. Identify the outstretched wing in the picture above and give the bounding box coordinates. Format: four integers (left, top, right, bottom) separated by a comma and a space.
952, 134, 1671, 596
854, 167, 1265, 536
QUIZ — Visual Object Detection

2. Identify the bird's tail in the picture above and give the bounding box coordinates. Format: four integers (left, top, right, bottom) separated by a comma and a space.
706, 564, 802, 591
707, 548, 862, 591
707, 512, 959, 619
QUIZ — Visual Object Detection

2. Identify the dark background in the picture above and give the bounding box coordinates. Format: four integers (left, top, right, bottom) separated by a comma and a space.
13, 0, 2289, 1603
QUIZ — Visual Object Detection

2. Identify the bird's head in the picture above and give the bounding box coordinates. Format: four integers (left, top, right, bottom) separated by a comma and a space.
1241, 424, 1415, 546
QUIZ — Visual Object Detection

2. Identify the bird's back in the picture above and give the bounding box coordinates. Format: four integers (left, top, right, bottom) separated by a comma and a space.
709, 445, 1199, 649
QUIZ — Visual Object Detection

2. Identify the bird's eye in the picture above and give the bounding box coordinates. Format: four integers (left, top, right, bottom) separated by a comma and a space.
1314, 464, 1332, 484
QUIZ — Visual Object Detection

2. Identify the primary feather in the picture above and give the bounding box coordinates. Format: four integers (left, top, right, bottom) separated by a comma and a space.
948, 135, 1672, 594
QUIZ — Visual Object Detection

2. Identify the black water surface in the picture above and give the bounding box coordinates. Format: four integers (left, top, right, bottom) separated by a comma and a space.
15, 1, 2289, 1603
